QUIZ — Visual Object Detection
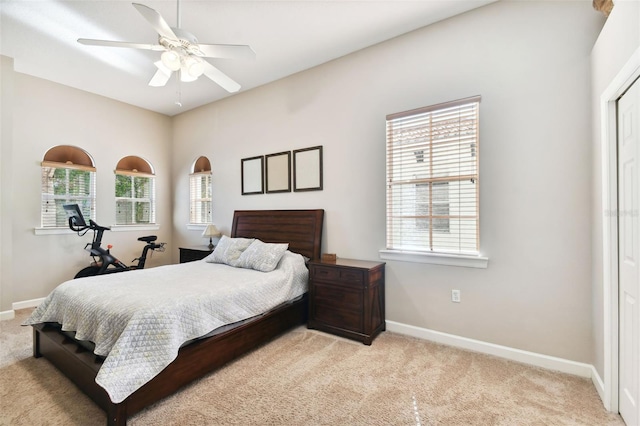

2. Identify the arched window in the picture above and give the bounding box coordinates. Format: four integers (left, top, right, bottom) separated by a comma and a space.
189, 156, 212, 224
41, 145, 96, 227
115, 156, 155, 225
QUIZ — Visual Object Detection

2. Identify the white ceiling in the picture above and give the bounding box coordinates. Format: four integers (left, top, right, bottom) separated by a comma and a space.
1, 0, 495, 116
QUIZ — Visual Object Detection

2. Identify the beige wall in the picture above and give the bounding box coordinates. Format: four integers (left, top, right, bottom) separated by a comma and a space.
0, 62, 173, 311
590, 0, 640, 381
173, 1, 603, 363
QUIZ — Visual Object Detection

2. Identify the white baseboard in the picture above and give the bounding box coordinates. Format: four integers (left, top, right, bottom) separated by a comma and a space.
0, 297, 45, 321
0, 310, 15, 321
13, 297, 45, 311
386, 320, 594, 378
591, 364, 606, 403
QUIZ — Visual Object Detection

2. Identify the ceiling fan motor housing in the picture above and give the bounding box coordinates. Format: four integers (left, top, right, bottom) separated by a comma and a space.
160, 28, 201, 54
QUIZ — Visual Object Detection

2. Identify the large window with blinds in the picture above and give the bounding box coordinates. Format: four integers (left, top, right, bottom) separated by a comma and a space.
41, 146, 96, 228
386, 96, 480, 255
189, 156, 212, 224
115, 156, 156, 225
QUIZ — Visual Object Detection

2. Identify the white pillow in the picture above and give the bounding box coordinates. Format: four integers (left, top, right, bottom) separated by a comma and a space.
205, 235, 255, 267
236, 239, 289, 272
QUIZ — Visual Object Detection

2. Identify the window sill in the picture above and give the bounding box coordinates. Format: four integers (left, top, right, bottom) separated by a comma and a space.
187, 224, 207, 231
34, 227, 76, 236
35, 225, 160, 234
379, 249, 489, 269
110, 224, 160, 232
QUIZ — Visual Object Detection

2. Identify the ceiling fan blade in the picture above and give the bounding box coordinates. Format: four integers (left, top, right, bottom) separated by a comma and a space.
78, 38, 164, 51
202, 61, 241, 93
196, 44, 256, 60
149, 61, 172, 87
132, 3, 178, 41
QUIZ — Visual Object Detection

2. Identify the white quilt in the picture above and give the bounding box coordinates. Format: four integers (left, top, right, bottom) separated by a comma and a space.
24, 251, 308, 403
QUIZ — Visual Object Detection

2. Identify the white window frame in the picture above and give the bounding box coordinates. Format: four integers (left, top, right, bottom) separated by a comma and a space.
189, 172, 212, 225
115, 171, 156, 226
39, 162, 96, 229
380, 96, 488, 268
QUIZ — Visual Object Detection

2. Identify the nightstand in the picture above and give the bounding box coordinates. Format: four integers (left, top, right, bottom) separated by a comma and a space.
179, 246, 213, 263
308, 258, 385, 345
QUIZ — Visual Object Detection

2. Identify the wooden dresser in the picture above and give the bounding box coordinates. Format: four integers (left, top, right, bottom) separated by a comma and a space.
307, 258, 385, 345
179, 246, 213, 263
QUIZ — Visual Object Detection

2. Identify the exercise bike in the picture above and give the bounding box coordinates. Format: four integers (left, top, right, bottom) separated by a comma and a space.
63, 204, 166, 279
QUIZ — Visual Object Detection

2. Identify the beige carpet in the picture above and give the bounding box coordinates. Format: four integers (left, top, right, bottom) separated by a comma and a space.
0, 309, 624, 426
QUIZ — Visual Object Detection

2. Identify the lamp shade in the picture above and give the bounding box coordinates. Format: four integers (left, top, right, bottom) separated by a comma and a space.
202, 224, 221, 238
202, 224, 221, 250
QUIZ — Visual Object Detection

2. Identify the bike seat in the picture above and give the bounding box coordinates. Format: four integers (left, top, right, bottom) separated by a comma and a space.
138, 235, 157, 243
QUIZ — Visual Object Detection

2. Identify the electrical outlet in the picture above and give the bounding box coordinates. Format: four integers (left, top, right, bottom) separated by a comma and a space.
451, 289, 461, 303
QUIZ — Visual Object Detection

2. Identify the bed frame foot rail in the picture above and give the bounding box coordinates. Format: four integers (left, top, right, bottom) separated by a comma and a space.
32, 324, 124, 424
33, 326, 42, 358
107, 403, 127, 426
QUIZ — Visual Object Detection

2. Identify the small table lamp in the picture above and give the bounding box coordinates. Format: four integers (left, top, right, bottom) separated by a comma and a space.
202, 224, 221, 250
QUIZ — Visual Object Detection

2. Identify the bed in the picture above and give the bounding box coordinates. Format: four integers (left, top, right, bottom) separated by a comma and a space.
28, 209, 324, 426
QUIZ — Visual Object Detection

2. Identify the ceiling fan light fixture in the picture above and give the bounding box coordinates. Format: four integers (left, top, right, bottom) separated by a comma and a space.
179, 68, 198, 83
183, 56, 205, 78
161, 50, 181, 71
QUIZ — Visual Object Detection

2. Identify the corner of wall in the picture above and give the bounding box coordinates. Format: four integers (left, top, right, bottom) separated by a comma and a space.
0, 55, 15, 313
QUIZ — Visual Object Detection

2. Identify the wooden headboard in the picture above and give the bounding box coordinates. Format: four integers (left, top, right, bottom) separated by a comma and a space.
231, 210, 324, 261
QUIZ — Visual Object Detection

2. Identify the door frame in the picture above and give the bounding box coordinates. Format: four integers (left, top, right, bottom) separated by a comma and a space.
601, 46, 640, 413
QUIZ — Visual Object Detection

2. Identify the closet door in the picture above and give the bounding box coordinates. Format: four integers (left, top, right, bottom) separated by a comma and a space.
618, 76, 640, 426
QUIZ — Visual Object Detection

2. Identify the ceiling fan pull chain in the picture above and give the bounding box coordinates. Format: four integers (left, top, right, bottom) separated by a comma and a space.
175, 82, 182, 108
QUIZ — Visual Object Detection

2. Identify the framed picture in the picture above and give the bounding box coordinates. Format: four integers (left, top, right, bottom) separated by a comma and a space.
293, 146, 323, 192
241, 156, 264, 195
265, 151, 291, 193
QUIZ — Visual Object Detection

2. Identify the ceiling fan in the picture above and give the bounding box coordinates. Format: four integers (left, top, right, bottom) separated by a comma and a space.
77, 2, 255, 93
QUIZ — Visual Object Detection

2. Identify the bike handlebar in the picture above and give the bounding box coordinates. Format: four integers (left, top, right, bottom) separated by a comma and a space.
88, 219, 111, 232
68, 217, 110, 233
68, 217, 88, 233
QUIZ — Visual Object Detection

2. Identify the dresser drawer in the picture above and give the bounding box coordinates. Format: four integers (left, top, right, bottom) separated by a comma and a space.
311, 265, 364, 287
314, 303, 363, 332
339, 269, 363, 283
311, 265, 339, 281
313, 282, 362, 310
311, 283, 363, 333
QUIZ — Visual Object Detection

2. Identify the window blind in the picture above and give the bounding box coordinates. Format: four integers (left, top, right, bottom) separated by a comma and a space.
41, 163, 96, 228
386, 96, 480, 255
115, 173, 156, 225
189, 172, 212, 224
